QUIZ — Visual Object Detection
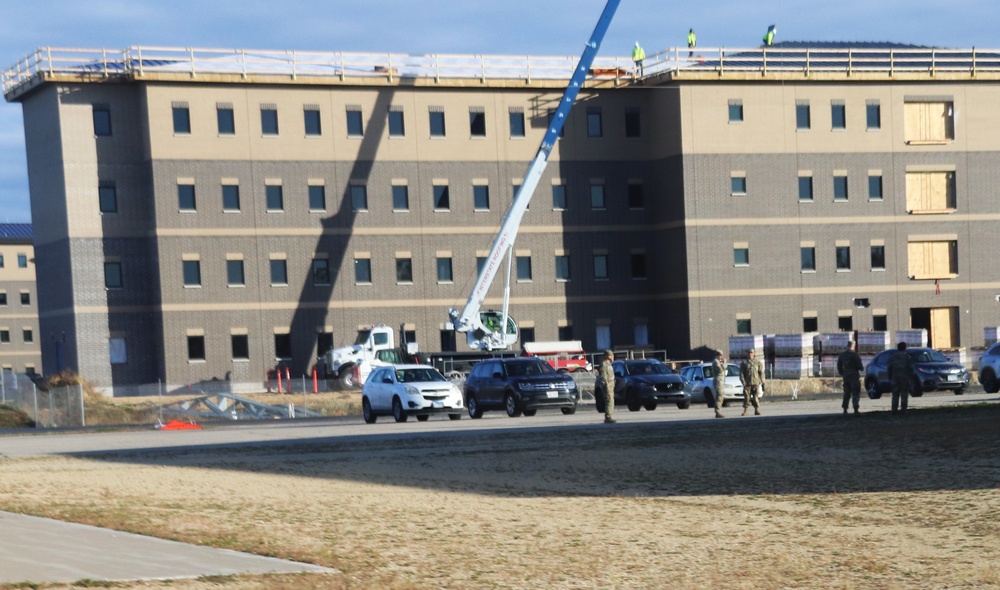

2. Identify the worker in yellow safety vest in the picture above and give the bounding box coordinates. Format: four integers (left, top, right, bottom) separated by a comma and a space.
632, 41, 646, 76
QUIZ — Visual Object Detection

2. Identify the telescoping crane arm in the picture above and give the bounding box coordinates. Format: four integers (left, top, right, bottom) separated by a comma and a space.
448, 0, 621, 351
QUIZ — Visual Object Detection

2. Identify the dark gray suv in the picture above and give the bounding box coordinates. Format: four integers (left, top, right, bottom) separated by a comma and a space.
463, 357, 579, 418
864, 347, 969, 398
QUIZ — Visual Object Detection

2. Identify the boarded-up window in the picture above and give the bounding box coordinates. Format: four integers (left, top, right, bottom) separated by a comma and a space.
930, 307, 959, 349
905, 171, 956, 212
907, 241, 958, 279
904, 102, 954, 143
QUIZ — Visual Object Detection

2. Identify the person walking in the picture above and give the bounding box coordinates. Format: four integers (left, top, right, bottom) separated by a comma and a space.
599, 350, 617, 423
887, 342, 915, 415
687, 29, 697, 58
837, 341, 864, 415
712, 353, 726, 418
632, 42, 646, 77
763, 25, 776, 47
739, 349, 765, 416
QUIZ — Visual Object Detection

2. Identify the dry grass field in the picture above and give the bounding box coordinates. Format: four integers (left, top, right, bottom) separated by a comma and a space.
1, 403, 999, 590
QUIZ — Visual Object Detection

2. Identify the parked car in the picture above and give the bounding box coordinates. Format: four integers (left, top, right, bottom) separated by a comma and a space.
679, 362, 744, 407
978, 342, 1000, 393
362, 364, 464, 423
864, 347, 970, 399
594, 359, 691, 412
463, 357, 579, 418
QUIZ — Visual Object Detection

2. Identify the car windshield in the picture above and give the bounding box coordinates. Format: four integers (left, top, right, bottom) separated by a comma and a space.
625, 361, 674, 375
506, 360, 556, 377
353, 330, 371, 345
726, 365, 740, 377
909, 349, 949, 363
395, 368, 447, 383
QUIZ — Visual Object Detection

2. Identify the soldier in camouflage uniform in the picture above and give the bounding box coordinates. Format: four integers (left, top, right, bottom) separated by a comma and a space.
837, 341, 864, 415
599, 350, 617, 423
887, 342, 915, 414
739, 349, 765, 416
712, 353, 727, 418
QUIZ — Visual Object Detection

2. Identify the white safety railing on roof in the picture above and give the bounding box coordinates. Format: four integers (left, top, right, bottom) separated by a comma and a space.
2, 46, 633, 96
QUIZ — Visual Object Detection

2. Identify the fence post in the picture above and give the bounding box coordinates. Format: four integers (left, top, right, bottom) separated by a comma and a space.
48, 388, 54, 428
32, 385, 39, 428
1, 372, 5, 403
79, 383, 85, 427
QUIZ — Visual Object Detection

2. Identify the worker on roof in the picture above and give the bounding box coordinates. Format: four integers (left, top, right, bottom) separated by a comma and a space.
632, 41, 646, 77
763, 25, 776, 47
687, 29, 697, 58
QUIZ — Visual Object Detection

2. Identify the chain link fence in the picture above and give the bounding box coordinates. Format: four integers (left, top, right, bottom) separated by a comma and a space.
1, 373, 85, 428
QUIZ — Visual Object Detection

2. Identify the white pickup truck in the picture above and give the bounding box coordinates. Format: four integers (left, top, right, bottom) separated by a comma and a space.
321, 324, 416, 389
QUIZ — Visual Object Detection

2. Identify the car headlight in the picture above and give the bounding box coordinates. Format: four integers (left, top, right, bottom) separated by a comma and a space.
404, 385, 421, 397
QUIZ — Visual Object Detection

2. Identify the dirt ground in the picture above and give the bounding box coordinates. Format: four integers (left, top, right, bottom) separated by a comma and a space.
1, 404, 999, 590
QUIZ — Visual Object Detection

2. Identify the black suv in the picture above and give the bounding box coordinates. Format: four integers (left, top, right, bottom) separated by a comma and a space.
595, 359, 691, 412
463, 357, 579, 418
864, 347, 970, 398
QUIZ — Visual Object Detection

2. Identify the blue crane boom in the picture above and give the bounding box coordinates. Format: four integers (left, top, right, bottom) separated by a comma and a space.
449, 0, 622, 350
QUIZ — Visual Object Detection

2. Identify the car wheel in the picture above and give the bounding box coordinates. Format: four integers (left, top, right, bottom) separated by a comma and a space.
362, 397, 377, 424
523, 409, 537, 417
467, 393, 483, 419
644, 401, 657, 411
981, 368, 999, 394
449, 413, 462, 420
392, 397, 408, 423
625, 389, 641, 412
557, 368, 569, 374
505, 392, 523, 417
339, 365, 356, 390
416, 414, 430, 422
677, 401, 691, 409
721, 398, 730, 407
561, 406, 577, 415
866, 378, 882, 400
910, 376, 924, 398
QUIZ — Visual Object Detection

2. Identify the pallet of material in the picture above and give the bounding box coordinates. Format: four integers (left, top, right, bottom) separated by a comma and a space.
858, 331, 890, 354
895, 329, 927, 348
774, 334, 814, 357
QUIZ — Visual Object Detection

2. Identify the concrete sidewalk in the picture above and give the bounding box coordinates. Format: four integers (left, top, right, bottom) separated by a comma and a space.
0, 511, 336, 584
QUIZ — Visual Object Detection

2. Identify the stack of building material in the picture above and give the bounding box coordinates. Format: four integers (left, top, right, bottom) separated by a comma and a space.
816, 333, 852, 377
729, 334, 764, 361
896, 329, 928, 348
772, 333, 813, 379
857, 331, 890, 368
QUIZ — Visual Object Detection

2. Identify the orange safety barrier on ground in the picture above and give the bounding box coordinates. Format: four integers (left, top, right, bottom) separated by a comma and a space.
158, 420, 203, 430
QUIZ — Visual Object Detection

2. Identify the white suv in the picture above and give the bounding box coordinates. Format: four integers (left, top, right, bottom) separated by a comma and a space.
979, 343, 1000, 393
362, 364, 464, 423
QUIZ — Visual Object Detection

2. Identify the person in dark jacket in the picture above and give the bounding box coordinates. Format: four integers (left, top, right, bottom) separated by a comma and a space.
837, 341, 864, 415
887, 342, 915, 414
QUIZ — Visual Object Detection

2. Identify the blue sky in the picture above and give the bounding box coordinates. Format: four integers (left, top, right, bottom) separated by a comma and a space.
1, 0, 997, 223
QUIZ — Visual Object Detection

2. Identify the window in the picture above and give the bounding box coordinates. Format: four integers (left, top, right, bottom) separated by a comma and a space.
590, 184, 605, 209
304, 107, 322, 136
317, 331, 334, 357
0, 330, 7, 343
346, 107, 364, 137
270, 259, 288, 285
473, 185, 490, 210
866, 101, 881, 130
23, 329, 33, 343
178, 184, 196, 211
906, 171, 956, 212
266, 184, 284, 211
222, 185, 240, 211
388, 109, 405, 137
587, 108, 602, 138
0, 255, 3, 267
476, 257, 487, 275
274, 334, 292, 360
183, 260, 201, 286
736, 318, 752, 335
516, 256, 532, 281
627, 182, 644, 209
396, 257, 413, 283
833, 175, 849, 201
594, 254, 608, 279
392, 185, 409, 210
351, 185, 368, 211
838, 316, 854, 332
731, 176, 747, 195
904, 101, 954, 143
0, 292, 6, 305
728, 100, 744, 123
908, 240, 958, 279
552, 184, 567, 210
734, 247, 749, 266
172, 104, 191, 134
187, 335, 206, 361
217, 104, 235, 135
625, 108, 641, 138
104, 262, 122, 288
433, 185, 450, 210
520, 327, 535, 344
631, 252, 647, 279
231, 335, 249, 360
312, 259, 330, 285
801, 247, 816, 271
429, 108, 446, 137
93, 105, 112, 136
437, 257, 453, 282
836, 246, 852, 271
796, 101, 811, 130
354, 258, 372, 284
227, 259, 245, 286
558, 326, 574, 341
20, 292, 30, 305
871, 245, 886, 270
307, 185, 325, 211
555, 255, 570, 281
469, 108, 486, 137
440, 329, 457, 353
868, 175, 883, 201
873, 314, 888, 331
798, 176, 813, 202
803, 317, 818, 332
261, 106, 279, 135
831, 100, 846, 130
17, 254, 27, 268
509, 109, 525, 138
